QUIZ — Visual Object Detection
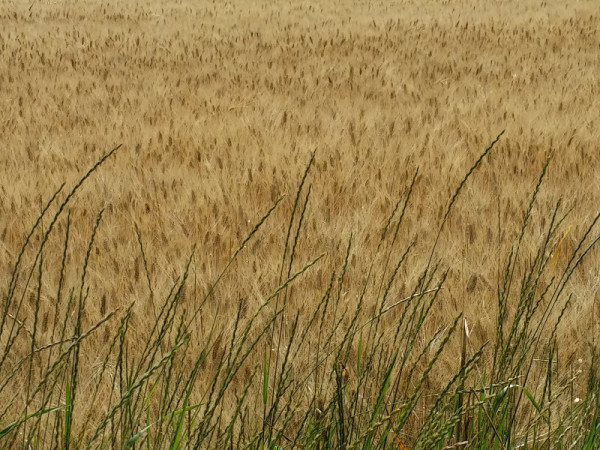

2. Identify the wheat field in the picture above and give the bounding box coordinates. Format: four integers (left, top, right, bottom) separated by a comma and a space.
1, 0, 600, 448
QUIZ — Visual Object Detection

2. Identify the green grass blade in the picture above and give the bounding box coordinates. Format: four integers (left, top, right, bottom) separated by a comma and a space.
127, 423, 153, 447
64, 381, 72, 449
0, 406, 63, 439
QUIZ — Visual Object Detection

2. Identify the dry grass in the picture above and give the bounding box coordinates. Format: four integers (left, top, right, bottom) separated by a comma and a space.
1, 0, 600, 447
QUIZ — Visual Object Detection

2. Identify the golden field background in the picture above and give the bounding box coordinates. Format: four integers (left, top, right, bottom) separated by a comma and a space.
1, 0, 600, 444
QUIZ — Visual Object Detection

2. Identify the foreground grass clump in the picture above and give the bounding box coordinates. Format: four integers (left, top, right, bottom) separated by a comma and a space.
1, 136, 599, 449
